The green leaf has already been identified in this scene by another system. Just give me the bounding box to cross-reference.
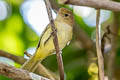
[0,75,12,80]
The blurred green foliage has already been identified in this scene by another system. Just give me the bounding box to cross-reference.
[0,0,120,80]
[0,75,12,80]
[0,0,39,79]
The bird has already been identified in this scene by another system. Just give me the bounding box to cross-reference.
[21,8,74,72]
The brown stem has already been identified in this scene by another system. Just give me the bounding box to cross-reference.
[96,10,104,80]
[58,0,120,12]
[0,50,26,64]
[44,0,64,80]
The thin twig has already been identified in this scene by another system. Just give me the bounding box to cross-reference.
[0,50,26,64]
[58,0,120,12]
[0,62,49,80]
[44,0,64,80]
[96,10,104,80]
[101,25,111,54]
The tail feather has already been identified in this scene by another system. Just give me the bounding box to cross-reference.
[21,49,49,72]
[21,55,40,72]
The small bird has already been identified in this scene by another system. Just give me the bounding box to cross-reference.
[21,8,74,72]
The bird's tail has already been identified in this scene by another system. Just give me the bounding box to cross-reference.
[21,49,47,72]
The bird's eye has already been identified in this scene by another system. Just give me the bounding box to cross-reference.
[64,13,69,17]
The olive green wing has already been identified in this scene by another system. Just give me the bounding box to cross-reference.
[36,24,52,49]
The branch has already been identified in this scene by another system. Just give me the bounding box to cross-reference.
[0,50,26,64]
[45,0,64,80]
[0,62,49,80]
[58,0,120,12]
[96,10,104,80]
[108,12,119,80]
[0,50,59,80]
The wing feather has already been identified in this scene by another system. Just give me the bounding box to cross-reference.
[36,24,52,49]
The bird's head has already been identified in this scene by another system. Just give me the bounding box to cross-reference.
[56,8,74,26]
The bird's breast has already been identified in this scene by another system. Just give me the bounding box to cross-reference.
[55,21,73,49]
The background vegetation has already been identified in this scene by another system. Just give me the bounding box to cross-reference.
[0,0,120,80]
